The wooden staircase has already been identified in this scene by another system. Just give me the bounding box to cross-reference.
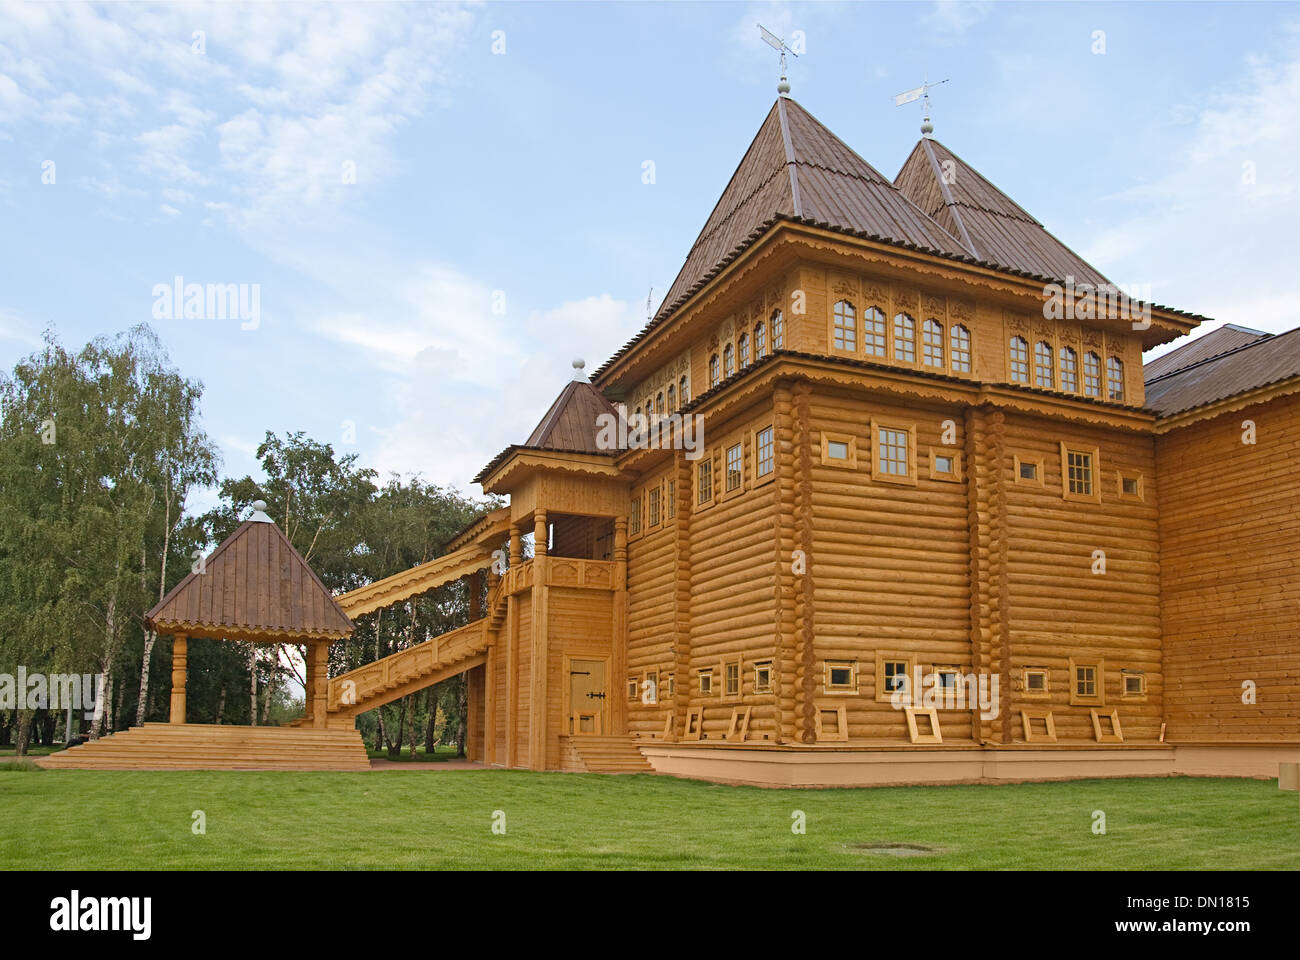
[560,735,655,774]
[38,723,371,771]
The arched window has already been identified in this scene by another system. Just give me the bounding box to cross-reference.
[1059,347,1078,393]
[1083,352,1101,397]
[833,300,856,351]
[754,321,766,360]
[1009,337,1030,383]
[667,384,676,413]
[922,319,945,367]
[723,343,735,378]
[771,309,784,349]
[656,391,665,416]
[893,312,916,362]
[1106,357,1125,401]
[1034,342,1054,388]
[679,374,689,404]
[738,332,750,369]
[950,324,971,372]
[709,354,720,388]
[863,306,887,357]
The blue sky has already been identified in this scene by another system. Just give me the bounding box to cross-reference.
[2,1,1299,514]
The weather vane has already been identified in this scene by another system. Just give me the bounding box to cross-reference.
[758,24,798,96]
[894,77,949,137]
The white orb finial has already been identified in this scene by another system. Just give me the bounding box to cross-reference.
[252,499,267,512]
[572,358,585,371]
[778,76,790,95]
[921,117,934,136]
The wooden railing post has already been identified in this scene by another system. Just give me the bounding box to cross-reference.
[529,510,550,770]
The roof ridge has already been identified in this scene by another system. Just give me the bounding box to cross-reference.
[1145,324,1299,386]
[919,139,977,257]
[776,96,802,217]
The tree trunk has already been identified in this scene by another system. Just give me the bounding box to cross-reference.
[408,694,417,759]
[136,629,157,726]
[14,710,33,756]
[215,682,226,725]
[260,644,279,724]
[138,478,174,727]
[456,675,467,758]
[424,686,437,754]
[92,591,118,738]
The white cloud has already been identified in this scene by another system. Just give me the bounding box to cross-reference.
[1089,28,1300,337]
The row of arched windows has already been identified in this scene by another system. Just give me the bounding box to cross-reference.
[633,373,692,422]
[831,300,972,374]
[709,309,785,389]
[1008,336,1124,401]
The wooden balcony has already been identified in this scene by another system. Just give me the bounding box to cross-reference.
[497,557,615,598]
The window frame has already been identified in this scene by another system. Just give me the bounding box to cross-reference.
[697,668,714,697]
[823,659,858,695]
[1021,667,1050,701]
[893,311,917,363]
[708,353,720,388]
[922,318,945,368]
[820,432,858,469]
[752,424,776,485]
[814,703,848,742]
[1116,471,1144,502]
[642,669,660,705]
[722,440,744,498]
[950,323,972,373]
[753,660,773,695]
[1059,346,1079,393]
[1060,442,1102,504]
[1082,351,1102,397]
[738,331,750,369]
[1106,356,1125,401]
[875,652,916,704]
[695,455,715,510]
[1009,336,1030,383]
[1068,656,1105,706]
[831,299,857,353]
[721,657,742,701]
[863,305,888,358]
[1014,454,1043,486]
[1034,341,1055,389]
[753,320,767,360]
[870,419,917,486]
[929,448,962,483]
[1121,670,1147,702]
[771,308,784,349]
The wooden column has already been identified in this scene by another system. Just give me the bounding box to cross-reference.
[468,569,484,621]
[311,639,329,729]
[792,381,817,743]
[528,510,549,770]
[169,633,188,724]
[671,452,693,742]
[304,641,317,726]
[485,562,500,765]
[774,382,796,744]
[505,523,521,768]
[611,516,629,736]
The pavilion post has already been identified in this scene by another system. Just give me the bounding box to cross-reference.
[311,639,329,729]
[303,641,317,726]
[169,633,188,724]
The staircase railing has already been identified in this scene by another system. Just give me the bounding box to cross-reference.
[327,618,488,712]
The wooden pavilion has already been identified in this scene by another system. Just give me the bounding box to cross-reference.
[43,502,370,770]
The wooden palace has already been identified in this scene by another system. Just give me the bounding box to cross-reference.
[49,95,1300,784]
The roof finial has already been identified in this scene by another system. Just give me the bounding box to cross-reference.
[249,500,273,523]
[571,358,586,381]
[758,24,798,97]
[894,76,949,138]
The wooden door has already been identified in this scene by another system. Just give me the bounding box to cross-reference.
[568,659,607,735]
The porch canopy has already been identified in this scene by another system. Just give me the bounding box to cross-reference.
[145,501,353,727]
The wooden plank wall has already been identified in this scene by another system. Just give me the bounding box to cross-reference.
[1158,393,1300,741]
[547,587,614,766]
[626,470,677,738]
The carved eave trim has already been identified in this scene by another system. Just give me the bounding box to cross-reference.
[444,505,512,553]
[1152,374,1300,434]
[481,449,624,494]
[148,621,351,643]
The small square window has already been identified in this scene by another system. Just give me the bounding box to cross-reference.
[875,653,916,703]
[754,661,773,694]
[1022,668,1049,700]
[1118,473,1144,501]
[1015,457,1042,484]
[825,660,856,692]
[627,678,639,702]
[698,669,714,696]
[643,670,659,705]
[821,433,857,469]
[930,449,961,482]
[1122,672,1146,700]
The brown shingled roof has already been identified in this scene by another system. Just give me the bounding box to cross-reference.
[655,97,968,335]
[146,516,353,641]
[472,380,619,484]
[1143,324,1272,381]
[895,138,1111,286]
[1145,325,1300,418]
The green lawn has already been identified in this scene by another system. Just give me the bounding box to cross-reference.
[1,769,1295,870]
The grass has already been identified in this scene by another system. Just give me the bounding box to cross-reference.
[1,772,1296,870]
[365,744,462,762]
